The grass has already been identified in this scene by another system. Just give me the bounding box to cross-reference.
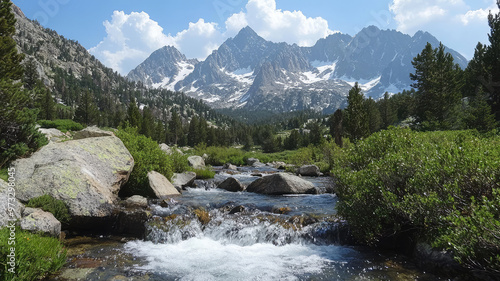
[0,228,67,281]
[26,195,71,225]
[37,119,85,133]
[0,167,8,182]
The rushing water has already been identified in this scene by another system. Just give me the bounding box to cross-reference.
[54,167,440,280]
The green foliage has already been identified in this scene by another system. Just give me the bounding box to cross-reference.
[38,119,85,133]
[411,43,464,130]
[435,189,500,273]
[0,167,7,182]
[332,128,500,272]
[26,195,71,225]
[345,83,369,142]
[0,227,67,281]
[191,167,216,179]
[0,0,25,81]
[170,149,190,173]
[74,91,99,126]
[116,127,173,197]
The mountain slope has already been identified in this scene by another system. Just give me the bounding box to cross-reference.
[11,4,233,126]
[129,26,468,114]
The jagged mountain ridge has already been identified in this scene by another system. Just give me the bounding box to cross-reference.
[128,26,468,114]
[11,4,234,126]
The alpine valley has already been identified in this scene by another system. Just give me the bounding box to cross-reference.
[128,26,468,114]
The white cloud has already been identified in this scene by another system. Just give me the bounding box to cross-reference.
[225,0,334,46]
[90,0,335,75]
[89,11,175,75]
[389,0,499,59]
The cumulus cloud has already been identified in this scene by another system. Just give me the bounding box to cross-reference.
[389,0,499,58]
[89,11,175,75]
[90,0,335,75]
[225,0,334,46]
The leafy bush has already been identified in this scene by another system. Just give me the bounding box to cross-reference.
[191,167,216,179]
[116,127,173,197]
[332,128,500,273]
[26,195,71,225]
[38,119,85,132]
[0,228,67,280]
[170,150,190,173]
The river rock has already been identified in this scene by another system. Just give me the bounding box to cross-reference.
[188,156,205,169]
[246,173,318,195]
[0,179,24,228]
[20,207,61,237]
[223,163,238,170]
[172,172,196,188]
[297,165,321,177]
[217,177,245,192]
[73,126,114,140]
[38,128,67,143]
[113,208,152,238]
[123,195,148,208]
[147,171,181,198]
[12,136,134,229]
[246,158,260,166]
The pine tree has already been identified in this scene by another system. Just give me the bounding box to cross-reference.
[411,43,463,130]
[365,97,381,134]
[74,91,99,126]
[345,83,369,141]
[484,3,500,121]
[37,88,55,120]
[169,109,182,145]
[0,0,45,167]
[140,107,154,138]
[126,97,142,130]
[379,92,397,129]
[0,0,24,81]
[187,115,199,147]
[329,109,343,147]
[23,57,39,90]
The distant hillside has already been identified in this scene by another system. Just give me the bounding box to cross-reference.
[11,4,234,127]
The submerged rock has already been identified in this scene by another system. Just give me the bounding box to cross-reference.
[123,195,148,208]
[20,207,61,237]
[13,136,134,230]
[223,163,238,170]
[147,171,181,198]
[246,173,318,195]
[217,177,245,192]
[188,156,205,170]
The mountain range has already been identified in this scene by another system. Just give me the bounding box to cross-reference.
[128,26,468,114]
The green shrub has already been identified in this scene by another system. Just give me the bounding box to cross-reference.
[332,128,500,273]
[38,119,85,133]
[0,167,7,182]
[0,228,67,280]
[116,127,173,197]
[191,167,216,179]
[170,150,190,173]
[26,195,71,225]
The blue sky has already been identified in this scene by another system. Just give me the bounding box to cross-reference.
[12,0,499,75]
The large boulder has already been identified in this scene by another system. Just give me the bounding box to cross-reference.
[188,156,205,170]
[38,128,68,143]
[217,177,245,192]
[147,171,181,198]
[172,172,196,188]
[246,173,317,195]
[73,126,115,140]
[0,179,24,228]
[297,165,321,177]
[20,207,61,238]
[12,136,134,229]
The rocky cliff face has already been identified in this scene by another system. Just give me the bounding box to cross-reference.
[129,26,468,114]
